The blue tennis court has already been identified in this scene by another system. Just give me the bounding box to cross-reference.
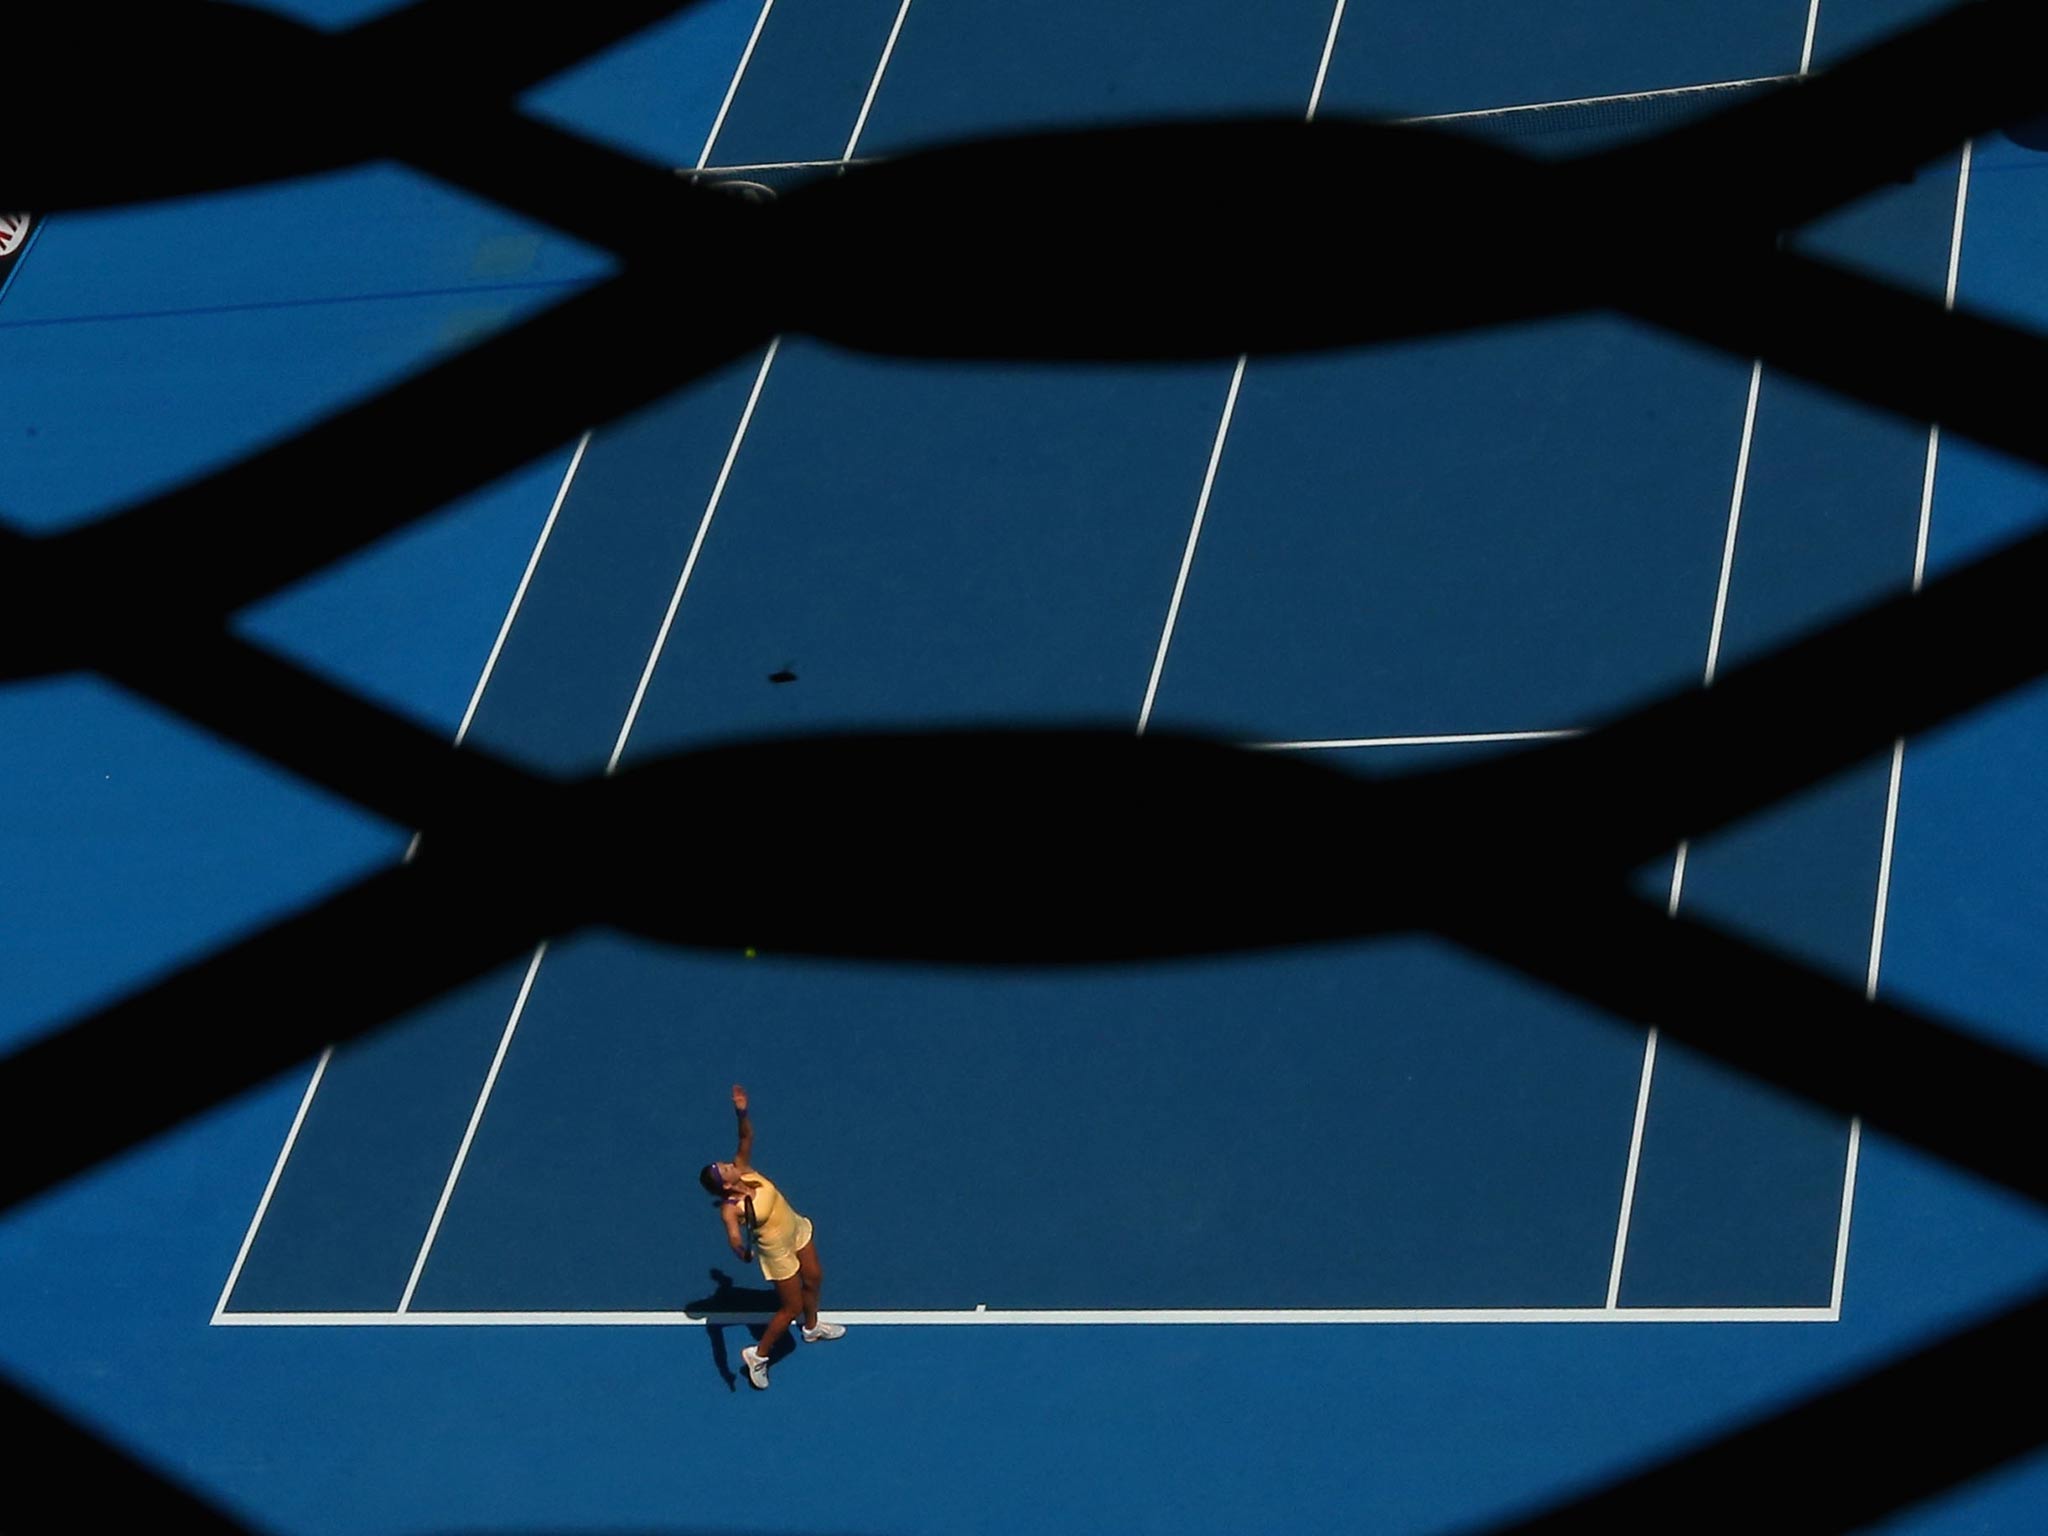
[4,2,2048,1531]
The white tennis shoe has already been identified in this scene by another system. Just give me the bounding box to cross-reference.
[740,1345,770,1389]
[802,1321,846,1343]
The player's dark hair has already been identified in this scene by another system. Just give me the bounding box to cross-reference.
[699,1163,725,1201]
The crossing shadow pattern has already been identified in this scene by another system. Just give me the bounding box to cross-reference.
[5,1,2048,1528]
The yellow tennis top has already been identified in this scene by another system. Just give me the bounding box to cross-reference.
[735,1169,810,1280]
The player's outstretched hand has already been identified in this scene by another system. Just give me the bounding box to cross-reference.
[732,1084,749,1114]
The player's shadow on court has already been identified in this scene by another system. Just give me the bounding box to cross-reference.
[684,1269,785,1392]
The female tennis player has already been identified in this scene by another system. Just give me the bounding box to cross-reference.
[701,1083,842,1389]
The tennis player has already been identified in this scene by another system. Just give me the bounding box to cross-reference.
[701,1083,843,1390]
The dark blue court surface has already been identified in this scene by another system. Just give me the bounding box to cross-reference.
[5,2,2048,1532]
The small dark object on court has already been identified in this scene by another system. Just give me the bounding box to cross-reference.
[768,666,798,684]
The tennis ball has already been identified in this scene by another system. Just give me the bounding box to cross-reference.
[744,947,757,959]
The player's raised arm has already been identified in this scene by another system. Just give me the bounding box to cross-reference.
[732,1083,753,1171]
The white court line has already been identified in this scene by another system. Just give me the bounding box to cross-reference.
[608,337,781,774]
[610,9,913,773]
[692,72,1801,173]
[1943,141,1974,314]
[1703,361,1764,690]
[1249,729,1580,751]
[1610,822,1691,1303]
[396,944,549,1313]
[843,0,914,162]
[1137,356,1245,736]
[1830,1122,1862,1314]
[1605,1030,1659,1309]
[1415,73,1795,127]
[213,1048,332,1320]
[684,159,859,175]
[1864,137,1974,1041]
[1137,0,1347,735]
[1660,359,1765,913]
[1800,2,1822,77]
[1868,130,1970,980]
[1607,162,1783,1304]
[403,435,592,866]
[1914,426,1944,592]
[1868,736,1910,1004]
[1839,140,1976,1311]
[696,0,777,171]
[455,433,591,746]
[214,1303,1835,1328]
[1305,0,1349,123]
[1658,358,1764,914]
